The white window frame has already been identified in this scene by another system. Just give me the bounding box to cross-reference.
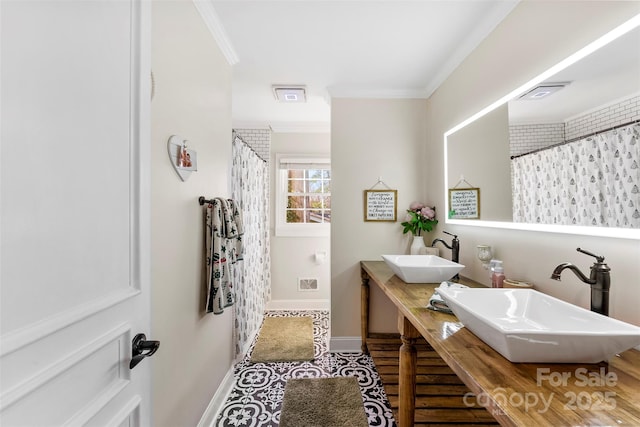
[275,154,331,237]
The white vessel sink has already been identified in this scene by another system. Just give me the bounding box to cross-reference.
[436,288,640,363]
[381,255,464,283]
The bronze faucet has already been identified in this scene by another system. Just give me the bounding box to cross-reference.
[432,230,460,281]
[551,248,611,316]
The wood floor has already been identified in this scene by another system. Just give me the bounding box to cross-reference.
[368,334,500,426]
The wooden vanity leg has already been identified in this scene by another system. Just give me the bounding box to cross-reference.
[360,267,370,353]
[398,313,420,427]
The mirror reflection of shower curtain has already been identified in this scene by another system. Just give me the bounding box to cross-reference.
[231,134,271,359]
[512,123,639,228]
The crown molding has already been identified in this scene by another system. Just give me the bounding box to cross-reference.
[192,0,239,66]
[269,121,331,134]
[233,121,330,133]
[424,0,519,97]
[232,121,272,131]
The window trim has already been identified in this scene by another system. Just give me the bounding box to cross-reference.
[275,154,331,237]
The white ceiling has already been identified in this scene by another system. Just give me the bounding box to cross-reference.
[208,0,519,132]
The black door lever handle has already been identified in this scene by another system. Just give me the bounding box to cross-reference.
[130,333,160,369]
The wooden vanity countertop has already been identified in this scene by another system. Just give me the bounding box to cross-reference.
[361,260,640,427]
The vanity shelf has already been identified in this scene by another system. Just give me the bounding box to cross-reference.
[360,260,640,427]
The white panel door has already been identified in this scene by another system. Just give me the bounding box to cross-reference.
[1,1,152,425]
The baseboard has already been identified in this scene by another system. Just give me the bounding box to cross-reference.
[196,365,235,427]
[266,299,331,311]
[330,336,362,353]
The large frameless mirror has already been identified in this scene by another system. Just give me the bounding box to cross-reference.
[444,15,640,239]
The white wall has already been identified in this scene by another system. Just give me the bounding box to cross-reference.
[270,132,331,308]
[331,99,429,341]
[151,2,233,426]
[426,1,640,324]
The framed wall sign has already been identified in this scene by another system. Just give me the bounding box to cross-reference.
[449,188,480,219]
[364,189,397,222]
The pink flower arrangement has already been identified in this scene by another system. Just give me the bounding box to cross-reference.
[401,202,438,236]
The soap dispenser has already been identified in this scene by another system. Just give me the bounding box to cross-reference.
[490,260,505,288]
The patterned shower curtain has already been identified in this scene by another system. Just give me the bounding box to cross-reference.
[231,134,271,358]
[512,122,639,228]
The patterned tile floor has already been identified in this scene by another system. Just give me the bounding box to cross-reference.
[216,310,397,426]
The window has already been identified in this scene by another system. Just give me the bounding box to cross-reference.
[285,168,331,224]
[276,155,331,237]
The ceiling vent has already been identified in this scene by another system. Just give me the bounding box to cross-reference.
[518,82,570,100]
[272,85,307,103]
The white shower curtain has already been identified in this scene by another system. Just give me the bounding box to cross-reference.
[231,134,271,358]
[512,122,639,228]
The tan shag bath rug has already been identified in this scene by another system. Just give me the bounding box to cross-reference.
[279,377,369,427]
[250,316,314,363]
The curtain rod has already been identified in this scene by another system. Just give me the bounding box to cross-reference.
[198,196,215,206]
[232,131,267,163]
[510,119,640,160]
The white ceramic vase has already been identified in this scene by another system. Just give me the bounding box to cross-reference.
[410,235,426,255]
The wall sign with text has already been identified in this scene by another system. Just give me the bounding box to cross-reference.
[449,188,480,219]
[364,190,397,222]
